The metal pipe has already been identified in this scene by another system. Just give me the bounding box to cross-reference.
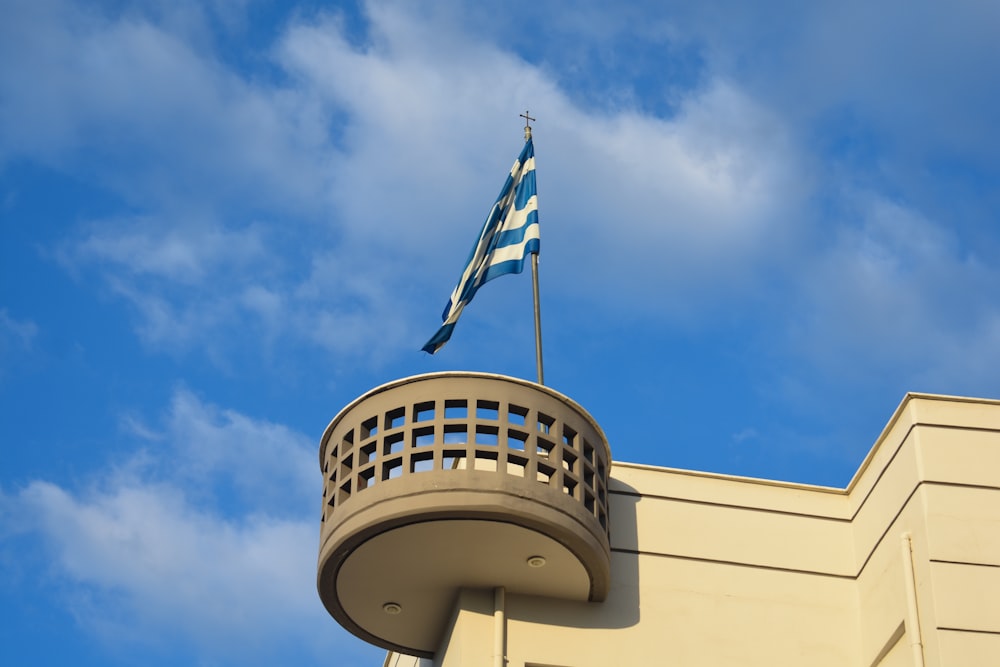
[900,533,925,667]
[494,586,506,667]
[531,253,544,385]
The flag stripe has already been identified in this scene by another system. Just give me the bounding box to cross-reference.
[494,200,538,246]
[422,139,538,354]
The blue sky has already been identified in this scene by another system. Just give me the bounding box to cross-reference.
[2,1,1000,665]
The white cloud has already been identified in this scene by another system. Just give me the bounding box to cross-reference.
[0,309,38,350]
[0,310,39,380]
[8,0,1000,395]
[278,5,806,312]
[781,195,1000,392]
[103,277,231,349]
[3,390,379,665]
[668,0,1000,170]
[162,389,316,513]
[10,0,808,362]
[57,217,281,351]
[0,0,333,212]
[539,79,801,297]
[16,480,370,664]
[69,217,270,285]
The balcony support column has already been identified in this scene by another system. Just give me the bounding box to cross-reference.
[493,586,506,667]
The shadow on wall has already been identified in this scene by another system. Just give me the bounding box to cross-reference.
[506,480,641,630]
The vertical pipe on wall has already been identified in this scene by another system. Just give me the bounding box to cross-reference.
[494,586,506,667]
[900,533,926,667]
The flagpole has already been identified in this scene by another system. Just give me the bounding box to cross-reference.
[520,111,544,385]
[531,251,544,385]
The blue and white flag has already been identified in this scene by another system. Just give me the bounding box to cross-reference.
[422,138,539,354]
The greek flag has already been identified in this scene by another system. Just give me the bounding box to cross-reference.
[422,138,539,354]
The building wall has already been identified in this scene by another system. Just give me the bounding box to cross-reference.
[490,468,860,667]
[384,394,1000,666]
[914,416,1000,664]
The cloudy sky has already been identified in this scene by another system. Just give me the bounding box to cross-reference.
[2,0,1000,665]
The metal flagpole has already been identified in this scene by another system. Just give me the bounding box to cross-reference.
[531,252,544,385]
[520,110,544,385]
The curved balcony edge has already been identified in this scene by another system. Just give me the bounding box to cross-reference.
[316,372,613,655]
[317,475,611,655]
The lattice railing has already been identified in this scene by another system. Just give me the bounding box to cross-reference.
[319,373,610,536]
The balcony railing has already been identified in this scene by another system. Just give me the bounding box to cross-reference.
[316,372,612,656]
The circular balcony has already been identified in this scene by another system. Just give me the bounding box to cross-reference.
[316,372,611,657]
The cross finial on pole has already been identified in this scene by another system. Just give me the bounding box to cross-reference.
[520,110,536,141]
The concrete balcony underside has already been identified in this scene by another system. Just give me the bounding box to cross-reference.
[316,372,612,656]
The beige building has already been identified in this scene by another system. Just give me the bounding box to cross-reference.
[317,372,1000,666]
